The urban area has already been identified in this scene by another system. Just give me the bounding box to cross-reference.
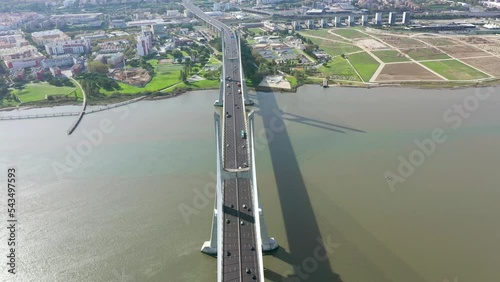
[1,0,500,107]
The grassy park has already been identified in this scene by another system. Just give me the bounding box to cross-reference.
[319,56,360,80]
[15,83,82,103]
[348,52,380,81]
[331,29,370,39]
[371,50,410,63]
[102,58,220,95]
[422,60,490,80]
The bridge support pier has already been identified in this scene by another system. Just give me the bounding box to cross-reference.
[201,111,279,256]
[214,80,224,107]
[201,208,218,255]
[201,112,223,255]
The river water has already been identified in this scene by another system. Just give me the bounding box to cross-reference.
[0,85,499,282]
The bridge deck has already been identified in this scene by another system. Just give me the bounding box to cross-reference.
[182,1,262,281]
[222,179,258,281]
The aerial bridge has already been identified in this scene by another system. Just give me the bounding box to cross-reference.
[182,1,279,281]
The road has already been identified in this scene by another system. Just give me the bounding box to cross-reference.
[182,1,261,281]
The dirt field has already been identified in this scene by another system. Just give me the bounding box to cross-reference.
[110,68,151,86]
[418,37,458,46]
[376,36,426,48]
[458,36,494,44]
[375,62,443,81]
[438,45,490,58]
[475,44,500,56]
[460,56,500,77]
[400,47,450,61]
[356,38,387,50]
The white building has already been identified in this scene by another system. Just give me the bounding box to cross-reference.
[334,16,341,27]
[348,15,355,26]
[374,13,382,25]
[45,39,90,56]
[402,12,410,24]
[41,55,75,68]
[31,29,70,46]
[361,15,368,26]
[137,34,152,56]
[388,12,396,25]
[213,2,221,11]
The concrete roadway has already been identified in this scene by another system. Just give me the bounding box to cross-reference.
[182,1,261,281]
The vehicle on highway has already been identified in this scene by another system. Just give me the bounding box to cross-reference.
[241,130,246,139]
[238,89,241,94]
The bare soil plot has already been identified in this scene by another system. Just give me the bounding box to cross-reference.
[438,45,490,58]
[460,56,500,77]
[110,68,151,86]
[356,38,387,50]
[418,37,458,46]
[458,36,494,44]
[375,62,442,81]
[475,44,500,56]
[400,47,450,61]
[376,36,426,48]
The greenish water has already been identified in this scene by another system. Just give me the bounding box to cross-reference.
[0,85,499,282]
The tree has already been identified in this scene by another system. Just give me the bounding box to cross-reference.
[88,61,109,74]
[172,49,183,60]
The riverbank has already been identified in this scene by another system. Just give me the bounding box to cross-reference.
[2,78,500,111]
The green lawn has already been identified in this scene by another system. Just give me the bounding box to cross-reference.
[285,76,298,88]
[16,83,80,103]
[318,56,360,81]
[308,37,362,56]
[332,29,370,39]
[299,29,351,42]
[403,48,450,61]
[372,50,410,63]
[372,50,409,63]
[188,79,220,89]
[422,60,490,80]
[248,28,265,35]
[102,59,184,94]
[0,99,19,107]
[299,29,332,38]
[347,52,380,82]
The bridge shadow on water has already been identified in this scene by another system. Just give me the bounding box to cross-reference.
[252,92,345,282]
[250,91,428,282]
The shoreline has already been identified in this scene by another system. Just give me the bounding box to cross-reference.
[1,79,499,113]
